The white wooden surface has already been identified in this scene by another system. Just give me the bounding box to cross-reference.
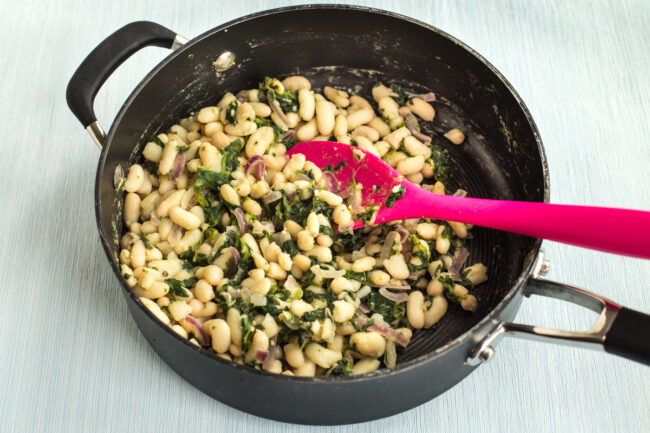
[0,0,648,432]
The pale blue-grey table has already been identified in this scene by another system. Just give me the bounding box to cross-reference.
[1,0,648,432]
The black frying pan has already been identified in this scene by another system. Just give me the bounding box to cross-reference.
[66,5,650,425]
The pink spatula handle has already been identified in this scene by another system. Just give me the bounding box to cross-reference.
[379,183,650,259]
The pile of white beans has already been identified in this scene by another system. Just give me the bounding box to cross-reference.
[118,75,488,377]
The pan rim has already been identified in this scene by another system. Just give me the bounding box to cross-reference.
[94,3,550,384]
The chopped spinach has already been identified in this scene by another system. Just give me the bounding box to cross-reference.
[345,270,367,283]
[386,185,406,208]
[366,291,406,324]
[225,99,239,125]
[152,136,165,148]
[241,314,254,352]
[140,234,153,250]
[221,139,243,174]
[430,145,449,183]
[165,278,189,298]
[301,308,328,322]
[407,234,430,272]
[281,240,300,257]
[389,83,410,106]
[327,358,353,376]
[262,77,299,113]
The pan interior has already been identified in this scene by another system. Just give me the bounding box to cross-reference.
[101,7,546,366]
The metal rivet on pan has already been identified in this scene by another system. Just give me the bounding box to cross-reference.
[478,346,495,362]
[213,51,236,72]
[539,260,550,275]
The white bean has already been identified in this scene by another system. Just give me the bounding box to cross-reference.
[205,319,231,353]
[159,140,179,175]
[396,155,425,176]
[423,295,448,328]
[284,342,305,368]
[315,190,343,206]
[281,75,311,91]
[323,86,350,108]
[316,98,335,135]
[464,263,488,285]
[406,291,425,329]
[298,89,315,121]
[124,164,145,193]
[407,97,435,121]
[220,184,240,206]
[169,206,201,230]
[352,256,376,273]
[155,189,184,218]
[124,192,141,226]
[352,358,381,375]
[245,126,274,157]
[197,106,220,123]
[332,300,355,322]
[383,254,410,279]
[304,342,342,368]
[346,108,374,131]
[143,141,163,162]
[350,332,386,357]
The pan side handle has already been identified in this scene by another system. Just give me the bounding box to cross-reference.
[66,21,187,148]
[467,251,650,366]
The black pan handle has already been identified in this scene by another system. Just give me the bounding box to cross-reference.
[66,21,184,147]
[467,251,650,366]
[604,307,650,364]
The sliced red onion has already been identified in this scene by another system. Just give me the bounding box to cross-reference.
[413,131,432,143]
[405,113,420,134]
[368,323,410,347]
[267,94,289,127]
[229,289,241,299]
[368,283,412,291]
[236,90,248,102]
[285,189,296,201]
[323,171,339,193]
[378,287,409,303]
[282,130,296,141]
[186,195,198,209]
[405,113,432,143]
[222,246,241,276]
[171,152,185,181]
[408,91,436,102]
[395,225,409,251]
[262,190,282,204]
[452,189,468,197]
[404,219,419,230]
[465,232,474,240]
[349,187,363,213]
[168,224,183,244]
[355,315,369,328]
[449,247,470,281]
[357,304,370,314]
[183,316,210,346]
[233,207,249,234]
[244,155,266,181]
[255,350,269,362]
[379,231,399,261]
[262,336,279,370]
[337,220,354,233]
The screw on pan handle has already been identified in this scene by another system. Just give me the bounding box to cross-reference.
[66,21,187,148]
